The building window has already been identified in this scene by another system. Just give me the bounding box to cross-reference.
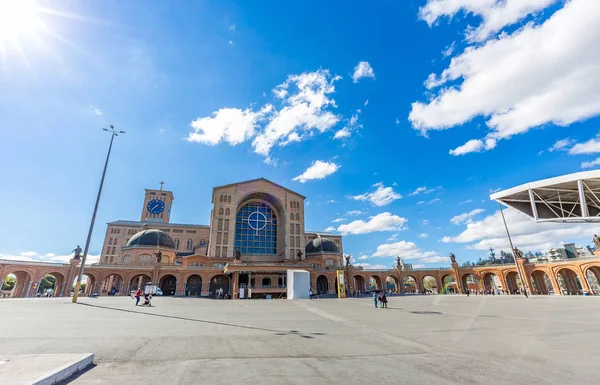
[220,195,223,202]
[296,224,300,234]
[262,277,271,287]
[186,230,197,234]
[200,239,206,246]
[290,213,294,221]
[225,208,230,216]
[234,202,278,255]
[290,223,294,235]
[103,256,109,263]
[106,246,111,254]
[227,196,231,203]
[111,246,116,254]
[290,236,295,247]
[296,236,300,248]
[109,256,114,263]
[223,232,229,244]
[217,218,223,231]
[187,239,193,250]
[215,246,221,257]
[123,255,131,264]
[222,246,228,257]
[175,238,180,250]
[219,207,224,215]
[326,258,334,266]
[295,213,299,221]
[108,238,112,245]
[173,229,183,234]
[217,232,222,244]
[224,219,230,231]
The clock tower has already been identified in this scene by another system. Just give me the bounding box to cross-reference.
[141,182,174,223]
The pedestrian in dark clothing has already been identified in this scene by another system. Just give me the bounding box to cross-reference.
[381,293,388,308]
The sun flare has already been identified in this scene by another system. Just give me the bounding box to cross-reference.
[0,0,44,38]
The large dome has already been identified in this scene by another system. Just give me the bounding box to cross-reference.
[305,237,339,255]
[125,229,175,249]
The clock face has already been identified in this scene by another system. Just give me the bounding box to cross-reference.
[147,199,165,214]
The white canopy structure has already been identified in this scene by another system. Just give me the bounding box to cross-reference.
[490,170,600,223]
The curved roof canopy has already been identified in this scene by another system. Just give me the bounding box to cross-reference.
[490,170,600,223]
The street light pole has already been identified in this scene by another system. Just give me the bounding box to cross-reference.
[72,126,125,303]
[498,202,528,298]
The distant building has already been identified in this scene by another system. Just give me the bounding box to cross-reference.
[546,248,567,261]
[576,246,595,259]
[564,243,577,259]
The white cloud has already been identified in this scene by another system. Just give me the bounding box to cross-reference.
[352,61,375,83]
[422,219,430,225]
[355,263,388,270]
[428,198,440,204]
[0,251,100,265]
[442,207,600,252]
[327,199,338,203]
[93,108,103,116]
[188,105,271,146]
[324,226,336,232]
[569,135,600,155]
[387,233,399,241]
[548,137,575,152]
[412,0,600,155]
[395,118,400,125]
[253,70,342,156]
[460,199,473,205]
[358,255,369,261]
[449,139,497,156]
[332,217,346,223]
[293,160,340,183]
[450,208,485,225]
[417,201,425,205]
[229,24,236,31]
[347,210,363,216]
[334,110,362,140]
[420,0,559,42]
[442,41,455,58]
[364,99,369,106]
[372,240,445,265]
[419,233,429,238]
[188,69,343,158]
[352,182,402,207]
[581,157,600,169]
[409,186,438,196]
[228,40,234,45]
[337,212,407,235]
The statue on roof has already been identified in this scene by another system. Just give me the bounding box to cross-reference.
[345,254,351,267]
[449,253,456,264]
[235,248,241,260]
[513,247,523,260]
[155,250,162,263]
[593,234,600,250]
[296,249,303,261]
[72,245,82,260]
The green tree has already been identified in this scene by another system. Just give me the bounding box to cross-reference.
[1,276,16,290]
[38,275,56,293]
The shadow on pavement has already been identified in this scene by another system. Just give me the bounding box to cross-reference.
[77,302,323,338]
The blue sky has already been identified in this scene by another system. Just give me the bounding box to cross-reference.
[2,0,600,268]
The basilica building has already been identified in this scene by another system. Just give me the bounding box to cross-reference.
[96,178,345,298]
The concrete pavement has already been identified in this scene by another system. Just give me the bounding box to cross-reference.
[0,295,598,384]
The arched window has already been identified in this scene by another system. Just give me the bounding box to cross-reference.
[175,238,180,250]
[262,277,271,287]
[227,196,231,203]
[290,213,294,221]
[187,239,193,250]
[235,202,277,255]
[225,208,230,216]
[139,254,152,265]
[295,213,299,221]
[123,255,131,264]
[219,208,224,215]
[219,195,223,202]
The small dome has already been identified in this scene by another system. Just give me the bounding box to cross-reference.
[305,237,339,255]
[126,229,175,249]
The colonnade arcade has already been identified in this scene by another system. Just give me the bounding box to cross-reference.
[3,256,600,298]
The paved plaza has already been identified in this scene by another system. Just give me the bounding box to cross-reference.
[1,295,598,384]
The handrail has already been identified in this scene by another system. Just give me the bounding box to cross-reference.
[0,259,67,267]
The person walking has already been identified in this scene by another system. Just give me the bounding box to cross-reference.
[134,288,143,306]
[381,292,388,308]
[308,287,313,300]
[372,291,378,308]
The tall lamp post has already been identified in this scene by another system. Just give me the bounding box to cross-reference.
[72,126,125,303]
[498,202,528,298]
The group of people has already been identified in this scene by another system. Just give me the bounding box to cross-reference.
[132,288,153,307]
[465,288,528,297]
[373,291,388,308]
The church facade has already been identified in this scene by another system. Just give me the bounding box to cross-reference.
[94,178,345,298]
